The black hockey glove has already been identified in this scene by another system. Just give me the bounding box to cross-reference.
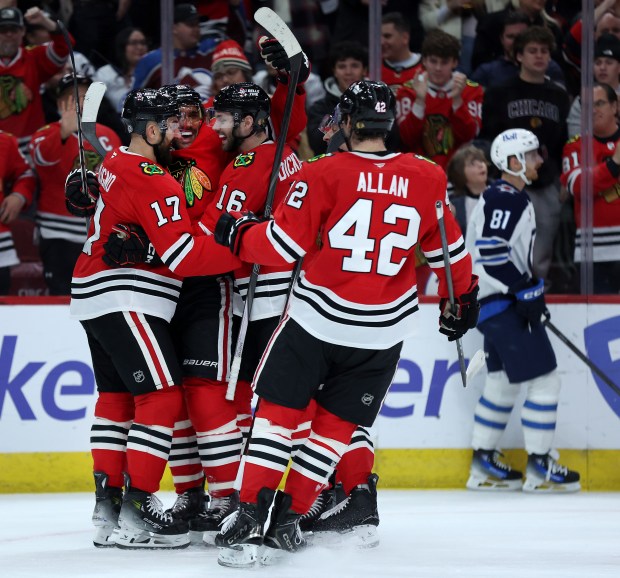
[510,275,546,325]
[214,211,262,255]
[259,35,311,85]
[65,168,99,217]
[102,223,161,268]
[439,275,480,341]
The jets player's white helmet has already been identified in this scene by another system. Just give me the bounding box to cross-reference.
[491,129,540,185]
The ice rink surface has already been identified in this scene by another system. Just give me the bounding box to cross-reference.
[1,490,618,578]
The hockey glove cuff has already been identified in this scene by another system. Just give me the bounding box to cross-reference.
[510,276,546,325]
[65,168,99,217]
[258,36,311,85]
[215,211,262,255]
[439,275,480,341]
[102,223,161,268]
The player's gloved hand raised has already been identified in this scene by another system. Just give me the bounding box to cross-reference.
[258,35,310,85]
[510,275,545,325]
[65,168,99,217]
[102,223,161,268]
[214,211,262,255]
[439,275,480,341]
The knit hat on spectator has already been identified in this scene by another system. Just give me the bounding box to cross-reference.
[174,3,200,25]
[0,7,24,28]
[211,40,252,74]
[595,34,620,62]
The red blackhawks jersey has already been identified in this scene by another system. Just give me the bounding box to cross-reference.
[200,140,303,319]
[561,132,620,262]
[0,33,70,149]
[0,131,36,267]
[398,78,483,169]
[238,151,473,349]
[29,122,122,243]
[381,58,423,124]
[70,147,241,322]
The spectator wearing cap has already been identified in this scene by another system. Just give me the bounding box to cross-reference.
[567,34,620,138]
[28,73,121,295]
[0,129,36,294]
[0,6,73,154]
[132,3,221,100]
[561,82,620,293]
[209,39,253,99]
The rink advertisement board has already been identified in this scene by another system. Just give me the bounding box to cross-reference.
[1,301,619,490]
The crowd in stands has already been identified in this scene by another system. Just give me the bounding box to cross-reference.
[0,0,616,297]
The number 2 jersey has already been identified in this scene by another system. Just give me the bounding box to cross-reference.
[70,147,240,322]
[235,151,473,349]
[465,179,536,323]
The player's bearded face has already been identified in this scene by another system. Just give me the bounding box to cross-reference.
[155,118,180,165]
[213,112,242,152]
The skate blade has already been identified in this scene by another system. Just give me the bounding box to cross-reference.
[466,475,523,491]
[114,529,190,549]
[93,526,118,547]
[217,544,260,568]
[308,525,379,549]
[522,478,581,493]
[201,530,218,547]
[260,545,285,566]
[188,530,206,546]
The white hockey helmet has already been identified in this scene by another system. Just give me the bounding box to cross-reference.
[491,129,540,185]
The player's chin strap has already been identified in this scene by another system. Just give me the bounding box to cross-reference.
[505,153,532,185]
[339,120,353,152]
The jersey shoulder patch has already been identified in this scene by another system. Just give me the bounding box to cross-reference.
[139,162,165,176]
[306,153,333,163]
[465,79,480,88]
[233,151,256,168]
[412,153,436,165]
[566,134,581,145]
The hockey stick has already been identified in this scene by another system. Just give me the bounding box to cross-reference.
[225,8,304,401]
[543,314,620,396]
[57,20,88,194]
[82,82,108,158]
[435,201,468,387]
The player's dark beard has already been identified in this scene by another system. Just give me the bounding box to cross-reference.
[154,141,174,166]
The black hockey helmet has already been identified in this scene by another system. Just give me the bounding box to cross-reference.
[159,84,202,109]
[121,88,180,136]
[339,80,395,133]
[212,82,270,129]
[56,73,91,98]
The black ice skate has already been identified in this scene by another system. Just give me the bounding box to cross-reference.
[523,451,581,493]
[311,473,380,548]
[189,490,239,545]
[115,488,190,549]
[91,471,123,548]
[215,487,274,568]
[260,491,306,565]
[466,449,523,491]
[299,486,337,532]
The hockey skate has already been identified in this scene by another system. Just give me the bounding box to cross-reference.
[167,484,208,525]
[260,491,306,566]
[91,471,123,548]
[114,489,190,549]
[466,449,523,491]
[522,452,581,493]
[310,473,380,549]
[189,490,239,545]
[299,486,337,532]
[216,487,274,568]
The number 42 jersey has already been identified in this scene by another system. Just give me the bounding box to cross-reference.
[238,151,473,349]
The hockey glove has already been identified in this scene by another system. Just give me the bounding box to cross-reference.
[510,275,546,325]
[214,211,262,255]
[258,36,311,85]
[439,275,480,341]
[102,223,161,268]
[65,168,100,217]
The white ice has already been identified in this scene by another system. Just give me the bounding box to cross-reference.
[1,490,618,578]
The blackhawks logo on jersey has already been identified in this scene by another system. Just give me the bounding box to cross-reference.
[0,75,32,119]
[168,158,213,207]
[140,162,165,175]
[233,151,255,168]
[72,150,102,172]
[422,114,454,157]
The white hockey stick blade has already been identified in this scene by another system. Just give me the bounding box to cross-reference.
[83,82,106,124]
[466,349,486,382]
[254,7,303,59]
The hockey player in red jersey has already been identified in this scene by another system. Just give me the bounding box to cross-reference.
[397,29,483,169]
[561,82,620,294]
[71,88,242,549]
[212,80,479,567]
[0,130,36,293]
[29,73,121,295]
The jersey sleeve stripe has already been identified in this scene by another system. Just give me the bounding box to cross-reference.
[566,168,581,195]
[162,233,194,272]
[424,238,467,269]
[266,221,305,263]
